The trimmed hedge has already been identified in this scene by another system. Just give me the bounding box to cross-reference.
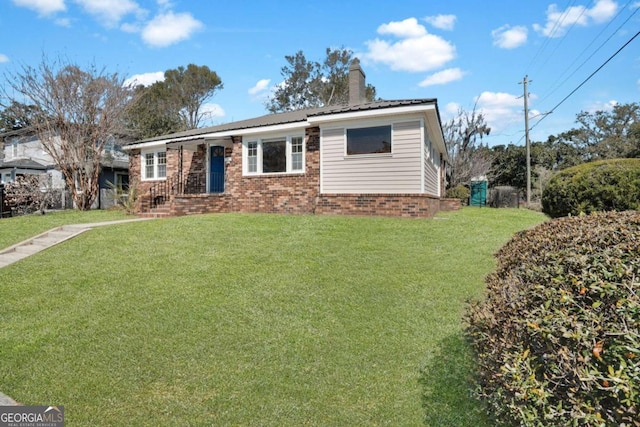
[466,211,640,426]
[542,158,640,218]
[446,184,470,205]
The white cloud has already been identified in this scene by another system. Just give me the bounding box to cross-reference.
[585,99,618,112]
[377,17,426,38]
[55,17,71,27]
[492,25,528,49]
[0,54,9,63]
[587,0,618,23]
[12,0,65,15]
[124,71,164,87]
[248,79,270,95]
[419,68,465,87]
[475,91,524,132]
[73,0,143,27]
[199,103,225,126]
[141,11,203,47]
[444,102,461,118]
[120,22,139,33]
[534,0,618,37]
[364,18,455,72]
[423,14,456,31]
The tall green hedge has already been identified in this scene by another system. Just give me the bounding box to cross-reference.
[466,212,640,426]
[542,158,640,218]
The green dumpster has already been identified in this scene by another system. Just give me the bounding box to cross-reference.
[470,180,487,206]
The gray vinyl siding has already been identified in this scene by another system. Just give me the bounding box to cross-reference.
[321,120,423,194]
[424,129,439,196]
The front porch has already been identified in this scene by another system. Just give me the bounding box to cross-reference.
[139,138,233,216]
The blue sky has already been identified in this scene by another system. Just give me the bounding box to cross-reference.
[0,0,639,146]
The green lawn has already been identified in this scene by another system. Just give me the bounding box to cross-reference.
[0,208,546,426]
[0,210,130,249]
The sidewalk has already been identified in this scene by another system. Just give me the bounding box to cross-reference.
[0,217,154,269]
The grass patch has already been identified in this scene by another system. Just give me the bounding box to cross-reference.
[0,210,130,249]
[0,208,546,426]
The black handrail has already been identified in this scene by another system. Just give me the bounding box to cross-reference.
[148,174,208,210]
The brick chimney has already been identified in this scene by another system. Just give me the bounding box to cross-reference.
[349,58,366,105]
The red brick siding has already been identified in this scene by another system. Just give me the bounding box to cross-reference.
[225,128,320,214]
[316,194,448,218]
[131,126,458,218]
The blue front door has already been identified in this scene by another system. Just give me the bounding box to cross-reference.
[209,146,225,193]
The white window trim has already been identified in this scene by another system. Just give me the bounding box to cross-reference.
[141,148,167,181]
[242,133,305,176]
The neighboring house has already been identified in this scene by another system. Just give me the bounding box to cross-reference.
[0,127,129,209]
[124,60,458,218]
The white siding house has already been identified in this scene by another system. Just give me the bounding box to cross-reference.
[309,104,445,197]
[320,119,425,194]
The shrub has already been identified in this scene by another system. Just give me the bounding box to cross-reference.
[466,211,640,426]
[542,158,640,218]
[4,174,57,215]
[106,178,138,215]
[447,184,470,205]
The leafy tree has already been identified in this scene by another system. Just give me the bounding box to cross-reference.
[489,144,526,190]
[266,48,377,113]
[126,83,183,139]
[443,106,492,188]
[551,103,640,160]
[0,100,38,132]
[164,64,222,130]
[2,56,134,210]
[126,64,223,138]
[489,138,582,191]
[534,135,583,171]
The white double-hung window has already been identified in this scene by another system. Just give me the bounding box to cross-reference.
[243,135,304,175]
[141,149,167,180]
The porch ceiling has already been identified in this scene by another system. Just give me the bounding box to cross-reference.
[167,138,203,152]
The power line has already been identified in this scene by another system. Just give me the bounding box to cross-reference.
[531,29,640,132]
[531,1,587,76]
[525,0,579,75]
[536,0,637,106]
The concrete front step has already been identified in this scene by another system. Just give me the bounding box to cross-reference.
[139,209,172,218]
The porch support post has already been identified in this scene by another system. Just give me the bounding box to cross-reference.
[179,145,183,193]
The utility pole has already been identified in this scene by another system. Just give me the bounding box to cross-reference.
[520,76,532,204]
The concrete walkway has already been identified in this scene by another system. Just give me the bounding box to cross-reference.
[0,392,18,406]
[0,217,153,269]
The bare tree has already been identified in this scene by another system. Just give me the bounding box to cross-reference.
[2,56,134,210]
[443,105,492,188]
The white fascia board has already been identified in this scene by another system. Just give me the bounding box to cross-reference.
[212,121,308,137]
[307,104,437,125]
[426,113,448,161]
[121,140,168,151]
[122,122,308,150]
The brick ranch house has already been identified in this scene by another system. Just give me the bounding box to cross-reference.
[124,60,459,218]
